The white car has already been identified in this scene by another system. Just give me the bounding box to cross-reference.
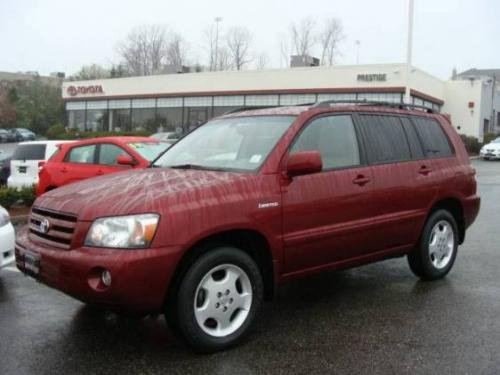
[480,137,500,160]
[7,140,73,189]
[0,205,15,269]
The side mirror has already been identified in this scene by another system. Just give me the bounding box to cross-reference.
[286,151,323,177]
[116,155,136,166]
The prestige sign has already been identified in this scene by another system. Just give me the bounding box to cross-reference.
[357,74,387,82]
[67,85,104,96]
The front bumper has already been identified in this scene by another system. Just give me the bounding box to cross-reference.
[15,228,184,313]
[0,223,15,268]
[480,150,500,159]
[7,176,38,189]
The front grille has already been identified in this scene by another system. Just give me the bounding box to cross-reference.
[28,207,77,250]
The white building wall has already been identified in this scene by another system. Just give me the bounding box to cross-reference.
[442,80,486,141]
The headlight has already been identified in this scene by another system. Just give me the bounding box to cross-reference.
[84,214,159,249]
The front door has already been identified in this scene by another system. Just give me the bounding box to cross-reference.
[281,114,374,274]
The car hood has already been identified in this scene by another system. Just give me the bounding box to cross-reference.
[483,142,500,150]
[35,168,257,221]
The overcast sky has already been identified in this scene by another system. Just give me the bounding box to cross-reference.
[0,0,498,79]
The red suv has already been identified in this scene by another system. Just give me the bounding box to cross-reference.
[36,137,171,196]
[16,103,480,352]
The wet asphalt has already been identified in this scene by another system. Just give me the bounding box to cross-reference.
[0,159,499,375]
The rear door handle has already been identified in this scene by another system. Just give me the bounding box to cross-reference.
[418,165,432,175]
[353,175,371,186]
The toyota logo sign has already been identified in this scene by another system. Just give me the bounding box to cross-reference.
[67,85,104,96]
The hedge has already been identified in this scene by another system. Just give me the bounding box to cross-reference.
[0,186,36,209]
[45,125,151,140]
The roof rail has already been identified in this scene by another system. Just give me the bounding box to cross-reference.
[222,102,317,116]
[312,99,435,113]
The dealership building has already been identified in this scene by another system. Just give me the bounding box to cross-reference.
[62,63,500,141]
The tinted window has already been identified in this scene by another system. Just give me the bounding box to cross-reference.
[99,144,128,165]
[400,117,424,159]
[12,144,46,160]
[291,115,360,170]
[357,115,411,164]
[412,117,453,158]
[67,145,96,164]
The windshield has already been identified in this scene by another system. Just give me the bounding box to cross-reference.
[154,115,296,172]
[128,141,172,161]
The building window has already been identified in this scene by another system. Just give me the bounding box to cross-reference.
[213,106,240,117]
[245,95,279,106]
[109,100,131,131]
[68,110,86,131]
[86,109,108,132]
[131,99,156,132]
[184,96,212,107]
[357,92,401,103]
[157,107,183,133]
[317,93,356,102]
[157,97,183,107]
[213,96,245,107]
[280,94,316,105]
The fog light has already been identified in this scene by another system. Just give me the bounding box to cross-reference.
[101,269,112,286]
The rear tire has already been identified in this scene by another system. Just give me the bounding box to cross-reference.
[172,247,263,353]
[408,209,459,280]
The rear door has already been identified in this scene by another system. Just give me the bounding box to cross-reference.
[355,114,428,252]
[282,114,374,274]
[9,143,46,187]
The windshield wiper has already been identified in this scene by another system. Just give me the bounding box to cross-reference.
[168,164,228,171]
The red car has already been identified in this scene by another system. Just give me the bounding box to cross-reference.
[16,103,480,352]
[36,137,170,196]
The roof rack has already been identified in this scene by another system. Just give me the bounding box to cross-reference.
[222,102,317,116]
[312,99,435,113]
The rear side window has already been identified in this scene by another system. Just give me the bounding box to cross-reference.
[357,115,411,164]
[12,144,46,160]
[400,117,424,159]
[98,144,128,165]
[67,145,96,164]
[411,117,453,158]
[291,115,360,170]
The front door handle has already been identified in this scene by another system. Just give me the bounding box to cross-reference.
[418,165,432,175]
[353,175,371,186]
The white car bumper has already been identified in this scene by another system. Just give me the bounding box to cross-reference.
[7,176,38,189]
[0,222,15,268]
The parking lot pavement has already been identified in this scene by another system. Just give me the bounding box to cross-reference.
[1,159,499,375]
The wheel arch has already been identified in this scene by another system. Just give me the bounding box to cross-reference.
[428,198,465,244]
[165,228,276,309]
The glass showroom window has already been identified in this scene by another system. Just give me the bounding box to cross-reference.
[66,102,86,131]
[157,107,183,133]
[86,101,108,131]
[67,110,86,131]
[131,99,156,132]
[109,100,131,132]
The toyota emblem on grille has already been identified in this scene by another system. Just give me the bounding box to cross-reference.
[39,218,50,234]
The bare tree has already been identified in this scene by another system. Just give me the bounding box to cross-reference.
[166,33,188,66]
[119,25,169,76]
[204,24,231,71]
[69,64,110,81]
[255,52,269,70]
[278,35,291,67]
[290,17,316,56]
[226,26,252,70]
[319,18,344,65]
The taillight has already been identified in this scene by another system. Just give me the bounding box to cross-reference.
[38,161,46,173]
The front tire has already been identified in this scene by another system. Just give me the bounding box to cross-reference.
[173,247,263,353]
[408,209,459,280]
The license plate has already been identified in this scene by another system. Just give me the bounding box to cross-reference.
[18,166,27,173]
[24,251,40,275]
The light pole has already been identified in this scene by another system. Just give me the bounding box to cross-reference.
[404,0,414,104]
[355,40,360,64]
[214,17,223,70]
